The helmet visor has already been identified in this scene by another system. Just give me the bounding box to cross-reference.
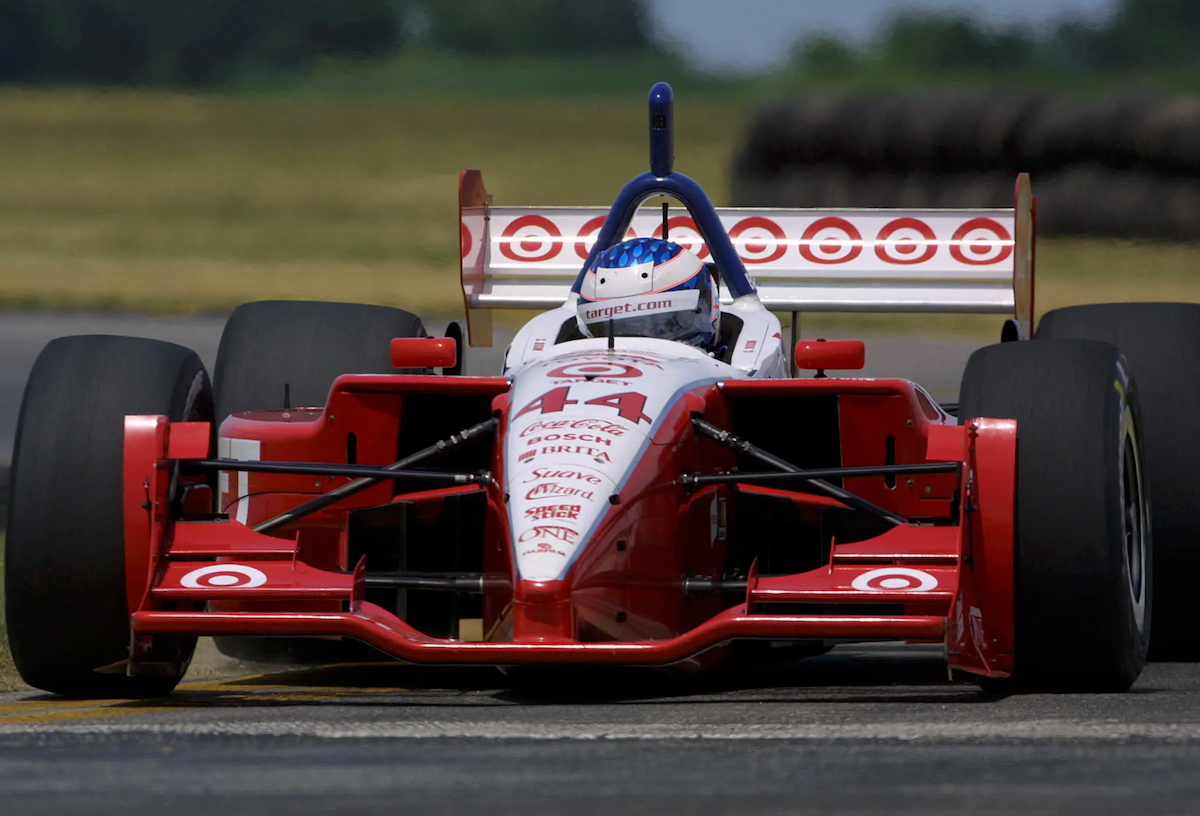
[576,288,714,347]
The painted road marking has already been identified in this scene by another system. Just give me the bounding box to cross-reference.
[0,673,415,727]
[2,720,1200,741]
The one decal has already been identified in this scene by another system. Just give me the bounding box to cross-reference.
[850,567,939,592]
[519,525,578,543]
[180,564,268,589]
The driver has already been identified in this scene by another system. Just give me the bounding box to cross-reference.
[576,237,720,351]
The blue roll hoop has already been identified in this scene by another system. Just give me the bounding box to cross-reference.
[572,83,757,300]
[648,81,674,178]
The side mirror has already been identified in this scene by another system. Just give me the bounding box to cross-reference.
[391,337,457,370]
[794,339,865,376]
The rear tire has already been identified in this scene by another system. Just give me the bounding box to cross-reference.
[1037,303,1200,659]
[5,336,211,697]
[213,300,427,419]
[959,339,1150,692]
[211,300,426,664]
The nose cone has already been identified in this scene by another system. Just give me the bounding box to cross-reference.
[504,343,729,581]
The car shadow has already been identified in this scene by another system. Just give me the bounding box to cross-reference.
[113,642,1008,709]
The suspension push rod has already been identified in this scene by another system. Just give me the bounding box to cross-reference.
[690,417,907,526]
[251,417,498,534]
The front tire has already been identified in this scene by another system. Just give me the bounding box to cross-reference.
[959,339,1150,692]
[211,300,426,664]
[5,336,212,697]
[1037,302,1200,659]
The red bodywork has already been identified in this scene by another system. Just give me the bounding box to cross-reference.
[123,372,1017,679]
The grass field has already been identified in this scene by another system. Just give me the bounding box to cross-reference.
[2,89,1200,331]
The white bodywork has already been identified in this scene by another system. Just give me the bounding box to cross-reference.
[502,293,785,581]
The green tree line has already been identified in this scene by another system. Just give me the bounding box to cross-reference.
[0,0,656,86]
[791,0,1200,90]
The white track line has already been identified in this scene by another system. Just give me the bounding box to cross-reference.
[3,720,1200,741]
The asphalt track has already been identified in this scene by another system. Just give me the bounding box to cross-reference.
[3,645,1200,815]
[5,315,1197,815]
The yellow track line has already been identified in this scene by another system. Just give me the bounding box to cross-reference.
[0,674,412,726]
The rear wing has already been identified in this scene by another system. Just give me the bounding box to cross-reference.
[460,169,1035,347]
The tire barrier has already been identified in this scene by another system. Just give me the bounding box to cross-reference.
[731,94,1200,239]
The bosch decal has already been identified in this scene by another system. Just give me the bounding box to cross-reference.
[524,434,613,447]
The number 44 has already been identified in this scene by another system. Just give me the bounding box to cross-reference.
[514,386,651,424]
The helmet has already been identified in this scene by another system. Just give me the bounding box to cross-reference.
[576,237,720,349]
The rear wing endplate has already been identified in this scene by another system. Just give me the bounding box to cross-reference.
[460,170,1035,347]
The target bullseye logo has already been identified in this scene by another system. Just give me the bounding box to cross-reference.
[548,362,643,379]
[950,218,1014,266]
[729,217,787,265]
[499,215,563,263]
[875,218,938,265]
[850,567,938,592]
[180,564,268,589]
[799,217,864,265]
[460,221,472,260]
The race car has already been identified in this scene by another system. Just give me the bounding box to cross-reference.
[12,82,1197,699]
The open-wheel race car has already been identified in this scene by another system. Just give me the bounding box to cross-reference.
[10,83,1200,699]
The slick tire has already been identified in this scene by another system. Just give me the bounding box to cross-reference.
[5,336,212,697]
[1037,302,1200,659]
[959,339,1151,692]
[211,300,426,665]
